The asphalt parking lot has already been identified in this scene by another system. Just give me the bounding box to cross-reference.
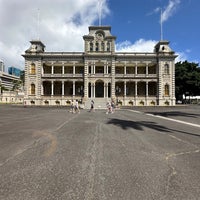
[0,104,200,200]
[125,104,200,125]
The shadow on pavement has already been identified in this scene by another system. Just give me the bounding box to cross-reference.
[107,118,200,137]
[146,111,200,119]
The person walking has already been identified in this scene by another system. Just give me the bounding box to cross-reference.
[111,99,115,113]
[75,100,80,113]
[90,100,95,112]
[106,101,112,114]
[69,100,75,113]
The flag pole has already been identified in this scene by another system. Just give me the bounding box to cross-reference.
[160,9,163,41]
[98,0,103,26]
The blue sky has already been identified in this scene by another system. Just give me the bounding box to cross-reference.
[0,0,199,70]
[103,0,199,63]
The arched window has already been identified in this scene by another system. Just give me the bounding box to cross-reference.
[107,42,110,51]
[164,84,169,96]
[101,42,104,51]
[95,42,99,51]
[30,83,35,95]
[164,63,169,74]
[30,63,36,74]
[90,42,93,51]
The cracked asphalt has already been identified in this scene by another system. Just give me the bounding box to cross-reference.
[0,105,200,200]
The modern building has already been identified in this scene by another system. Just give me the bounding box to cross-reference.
[22,26,177,107]
[0,60,24,103]
[0,59,5,72]
[0,71,20,91]
[8,66,21,77]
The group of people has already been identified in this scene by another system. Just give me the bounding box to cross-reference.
[106,100,115,114]
[69,99,116,114]
[69,100,80,114]
[90,99,116,114]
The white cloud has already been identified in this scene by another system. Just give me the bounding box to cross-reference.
[116,40,193,64]
[185,49,191,53]
[116,39,157,52]
[175,52,188,63]
[146,7,160,16]
[0,0,110,70]
[149,0,180,23]
[175,49,200,64]
[161,0,180,23]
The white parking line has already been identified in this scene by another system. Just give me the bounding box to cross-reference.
[125,109,200,128]
[146,113,200,128]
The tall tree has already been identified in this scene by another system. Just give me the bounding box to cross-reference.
[175,61,200,100]
[12,80,22,91]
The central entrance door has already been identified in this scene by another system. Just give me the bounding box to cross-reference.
[95,81,104,97]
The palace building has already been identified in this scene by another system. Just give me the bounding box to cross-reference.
[22,26,176,107]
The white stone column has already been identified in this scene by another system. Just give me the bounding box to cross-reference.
[73,81,75,96]
[135,81,137,96]
[124,65,126,75]
[41,83,44,95]
[91,63,93,74]
[104,64,106,75]
[73,64,75,75]
[124,81,126,97]
[146,63,148,75]
[62,65,65,75]
[91,83,93,98]
[42,65,44,75]
[51,65,54,75]
[62,81,64,96]
[105,83,108,98]
[104,83,106,98]
[146,82,148,97]
[93,83,96,97]
[93,63,96,74]
[51,81,54,96]
[135,63,137,75]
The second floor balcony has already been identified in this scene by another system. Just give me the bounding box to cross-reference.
[42,73,83,78]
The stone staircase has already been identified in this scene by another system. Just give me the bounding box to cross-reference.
[84,98,111,109]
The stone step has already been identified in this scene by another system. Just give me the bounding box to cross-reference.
[84,98,111,109]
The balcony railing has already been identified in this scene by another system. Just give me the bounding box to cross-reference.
[42,73,83,78]
[42,73,157,79]
[115,74,157,78]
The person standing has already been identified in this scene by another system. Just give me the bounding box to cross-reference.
[90,100,95,112]
[111,99,115,113]
[69,100,75,113]
[75,100,80,113]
